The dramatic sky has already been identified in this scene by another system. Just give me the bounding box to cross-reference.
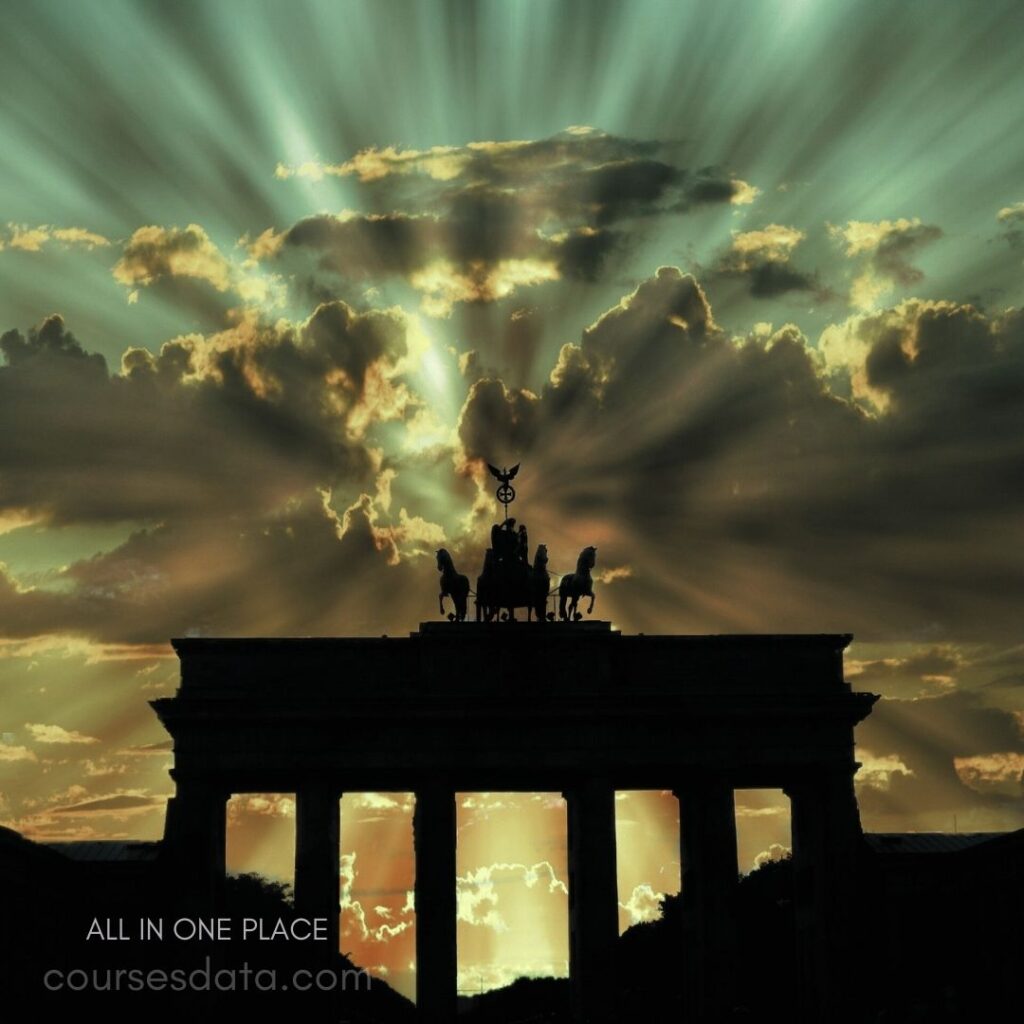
[2,0,1024,1001]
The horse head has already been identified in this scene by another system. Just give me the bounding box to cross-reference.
[436,548,452,573]
[577,546,597,573]
[533,544,548,570]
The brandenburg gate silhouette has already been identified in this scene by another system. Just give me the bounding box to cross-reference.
[153,622,877,1022]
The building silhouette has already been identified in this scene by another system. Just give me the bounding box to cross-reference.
[2,622,1022,1021]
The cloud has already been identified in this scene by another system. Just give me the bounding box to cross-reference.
[349,792,413,812]
[267,129,750,314]
[996,201,1024,249]
[732,224,805,262]
[0,305,417,527]
[619,883,665,925]
[226,793,296,823]
[5,264,1024,658]
[594,566,632,584]
[729,179,761,206]
[752,843,791,870]
[0,303,460,649]
[0,478,435,646]
[113,223,231,291]
[734,804,789,818]
[339,851,414,944]
[50,227,110,248]
[457,861,568,933]
[50,790,166,815]
[847,645,964,699]
[0,742,37,762]
[855,749,915,791]
[275,144,472,183]
[82,758,129,777]
[274,129,748,213]
[954,752,1024,795]
[410,258,560,317]
[856,691,1024,831]
[111,223,285,316]
[455,267,1024,645]
[828,218,942,310]
[3,224,110,252]
[712,223,819,298]
[25,722,100,745]
[116,740,173,756]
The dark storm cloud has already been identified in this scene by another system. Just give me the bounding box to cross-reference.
[269,129,751,308]
[710,252,820,299]
[565,158,681,224]
[745,260,817,297]
[0,306,414,524]
[872,221,943,286]
[0,488,426,645]
[551,227,622,282]
[282,212,436,278]
[849,645,964,700]
[277,209,622,289]
[705,223,823,299]
[8,266,1024,650]
[0,313,107,372]
[457,267,1024,642]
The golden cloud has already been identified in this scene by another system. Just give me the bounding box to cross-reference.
[619,882,665,925]
[730,223,805,265]
[4,224,110,252]
[729,179,761,205]
[855,749,915,791]
[752,843,791,869]
[113,223,232,291]
[226,793,296,824]
[996,201,1024,223]
[410,258,560,318]
[25,722,99,745]
[457,860,568,934]
[954,752,1024,794]
[0,742,37,762]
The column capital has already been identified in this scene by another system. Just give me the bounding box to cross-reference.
[561,776,614,803]
[782,761,861,800]
[672,773,734,800]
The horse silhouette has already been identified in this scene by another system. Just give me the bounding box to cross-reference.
[436,548,470,622]
[559,546,597,620]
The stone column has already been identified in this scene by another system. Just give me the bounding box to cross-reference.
[162,774,226,906]
[785,765,862,1023]
[414,784,457,1022]
[294,784,341,959]
[675,778,739,1021]
[564,779,619,1024]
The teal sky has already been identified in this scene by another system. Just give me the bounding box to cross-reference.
[3,0,1024,363]
[3,0,1024,999]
